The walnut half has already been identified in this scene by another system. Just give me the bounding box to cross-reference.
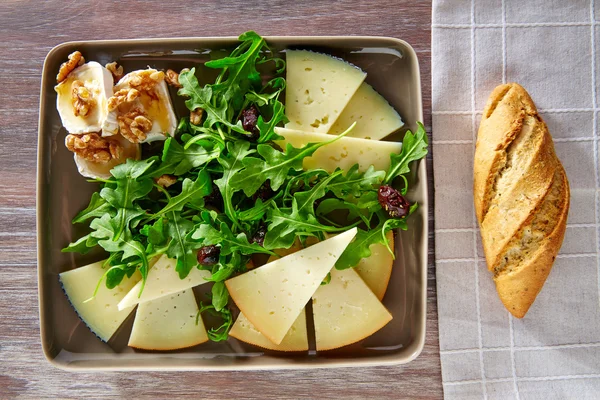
[71,80,95,117]
[118,108,153,143]
[65,133,121,163]
[165,69,182,88]
[57,51,85,83]
[106,62,124,82]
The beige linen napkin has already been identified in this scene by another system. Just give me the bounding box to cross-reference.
[433,0,600,399]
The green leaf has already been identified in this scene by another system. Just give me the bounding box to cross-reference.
[61,233,95,254]
[211,281,229,312]
[191,222,273,256]
[214,141,255,227]
[237,192,282,222]
[160,137,221,176]
[293,170,343,217]
[384,122,428,189]
[256,100,286,143]
[110,157,157,180]
[197,302,233,342]
[316,198,371,226]
[153,169,212,218]
[328,165,385,198]
[165,211,200,279]
[178,69,246,134]
[140,218,167,246]
[72,192,114,224]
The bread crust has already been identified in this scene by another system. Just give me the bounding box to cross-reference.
[474,83,570,318]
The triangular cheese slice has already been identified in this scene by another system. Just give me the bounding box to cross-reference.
[128,289,208,350]
[229,310,308,352]
[226,227,357,345]
[312,267,393,351]
[274,127,402,173]
[118,254,211,310]
[59,260,141,342]
[328,82,404,140]
[285,50,366,133]
[354,231,394,301]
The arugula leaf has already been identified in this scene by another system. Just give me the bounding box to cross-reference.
[159,137,221,176]
[178,69,246,134]
[237,192,282,222]
[316,198,371,226]
[165,211,200,279]
[191,222,273,256]
[140,218,167,246]
[328,165,385,198]
[62,233,95,254]
[72,192,114,224]
[197,302,233,342]
[256,100,286,143]
[89,214,149,289]
[214,141,255,227]
[245,77,285,107]
[211,281,229,312]
[153,169,212,217]
[293,170,343,217]
[384,122,428,190]
[263,199,355,250]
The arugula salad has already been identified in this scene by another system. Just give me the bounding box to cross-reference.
[56,31,428,350]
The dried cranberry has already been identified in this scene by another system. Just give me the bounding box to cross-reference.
[240,105,260,141]
[253,180,274,202]
[252,223,267,246]
[378,185,410,218]
[197,245,220,266]
[204,183,223,210]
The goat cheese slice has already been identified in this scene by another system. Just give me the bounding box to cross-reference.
[312,267,393,351]
[55,61,113,134]
[225,227,357,345]
[328,82,404,140]
[229,310,308,352]
[285,50,366,133]
[274,127,402,173]
[118,254,211,311]
[59,260,140,342]
[103,69,177,143]
[128,289,208,350]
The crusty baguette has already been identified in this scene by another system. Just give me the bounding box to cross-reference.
[474,83,570,318]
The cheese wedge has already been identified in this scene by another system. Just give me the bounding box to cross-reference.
[226,227,357,345]
[118,254,211,311]
[312,267,393,351]
[328,82,404,140]
[285,50,366,133]
[229,310,308,352]
[59,260,141,342]
[274,127,402,173]
[354,231,395,301]
[128,289,208,350]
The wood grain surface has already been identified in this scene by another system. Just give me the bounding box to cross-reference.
[0,0,439,398]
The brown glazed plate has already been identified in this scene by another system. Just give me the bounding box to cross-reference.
[37,36,427,370]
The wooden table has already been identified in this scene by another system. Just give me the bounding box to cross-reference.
[0,0,439,398]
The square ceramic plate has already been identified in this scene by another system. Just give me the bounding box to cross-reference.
[37,36,427,370]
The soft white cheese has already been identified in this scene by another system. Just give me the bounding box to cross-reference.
[128,289,208,350]
[274,127,403,173]
[102,69,177,143]
[59,260,140,342]
[312,267,393,351]
[229,310,308,352]
[118,254,211,311]
[328,82,404,140]
[72,132,141,180]
[285,50,366,133]
[55,61,113,134]
[225,227,357,345]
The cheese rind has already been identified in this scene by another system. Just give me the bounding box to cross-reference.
[229,310,308,352]
[312,267,393,351]
[118,254,211,311]
[285,50,366,133]
[128,289,208,350]
[328,82,404,140]
[59,260,140,342]
[55,61,114,134]
[226,227,357,345]
[354,231,395,301]
[274,127,402,173]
